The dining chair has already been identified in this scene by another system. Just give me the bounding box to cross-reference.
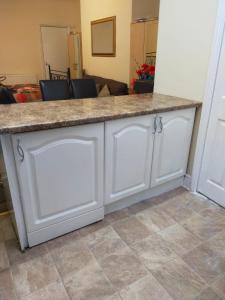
[39,80,71,101]
[70,79,98,99]
[0,87,16,104]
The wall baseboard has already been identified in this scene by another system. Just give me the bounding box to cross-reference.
[183,174,192,190]
[183,175,211,201]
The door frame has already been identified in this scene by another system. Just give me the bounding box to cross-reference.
[191,0,225,193]
[40,25,70,79]
[69,31,83,79]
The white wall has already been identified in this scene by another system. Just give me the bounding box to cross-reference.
[154,0,219,101]
[81,0,132,84]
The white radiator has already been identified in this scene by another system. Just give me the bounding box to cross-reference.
[0,74,37,85]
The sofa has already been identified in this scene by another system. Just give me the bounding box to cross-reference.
[83,74,128,96]
[1,75,128,103]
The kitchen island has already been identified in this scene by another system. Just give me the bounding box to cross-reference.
[0,93,201,249]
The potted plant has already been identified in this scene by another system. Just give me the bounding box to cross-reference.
[131,63,155,94]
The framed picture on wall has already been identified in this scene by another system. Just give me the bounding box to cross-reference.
[91,16,116,57]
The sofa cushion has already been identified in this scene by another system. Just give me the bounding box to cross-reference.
[83,74,128,96]
[98,84,111,97]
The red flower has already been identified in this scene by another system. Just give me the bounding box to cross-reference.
[141,63,148,70]
[149,65,155,72]
[135,64,155,79]
[15,93,27,103]
[136,69,142,76]
[147,65,155,76]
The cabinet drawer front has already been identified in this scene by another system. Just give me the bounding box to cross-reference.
[105,115,155,204]
[151,108,195,187]
[12,123,104,232]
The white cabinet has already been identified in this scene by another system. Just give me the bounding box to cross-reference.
[105,109,195,204]
[9,108,196,247]
[105,115,155,204]
[12,123,104,246]
[151,108,195,187]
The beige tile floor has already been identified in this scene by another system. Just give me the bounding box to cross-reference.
[1,187,225,300]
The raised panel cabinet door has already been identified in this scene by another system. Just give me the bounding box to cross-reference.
[151,108,195,187]
[12,123,104,232]
[105,115,156,204]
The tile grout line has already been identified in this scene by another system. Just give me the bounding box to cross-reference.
[89,248,123,299]
[1,190,225,299]
[85,224,151,297]
[110,198,220,299]
[46,243,75,300]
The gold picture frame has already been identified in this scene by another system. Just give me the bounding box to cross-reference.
[91,16,116,57]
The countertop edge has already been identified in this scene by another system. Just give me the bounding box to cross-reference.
[0,102,201,134]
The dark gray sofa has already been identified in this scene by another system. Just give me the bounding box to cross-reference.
[83,74,128,96]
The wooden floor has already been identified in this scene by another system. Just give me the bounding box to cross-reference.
[0,187,225,300]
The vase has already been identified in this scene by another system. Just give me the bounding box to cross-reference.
[134,79,154,94]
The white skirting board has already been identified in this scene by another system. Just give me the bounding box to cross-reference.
[182,174,210,201]
[183,174,192,191]
[28,207,104,247]
[105,177,184,215]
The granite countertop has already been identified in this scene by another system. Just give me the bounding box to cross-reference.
[0,93,201,134]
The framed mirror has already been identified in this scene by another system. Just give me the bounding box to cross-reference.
[91,16,116,57]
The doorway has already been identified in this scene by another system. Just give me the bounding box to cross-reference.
[41,26,70,79]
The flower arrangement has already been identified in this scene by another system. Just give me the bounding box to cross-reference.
[131,63,155,93]
[136,63,155,80]
[14,86,41,103]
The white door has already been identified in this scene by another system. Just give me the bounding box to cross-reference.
[151,109,195,187]
[12,124,104,234]
[105,115,155,204]
[198,29,225,207]
[41,26,69,78]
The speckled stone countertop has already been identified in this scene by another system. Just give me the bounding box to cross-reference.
[0,93,201,134]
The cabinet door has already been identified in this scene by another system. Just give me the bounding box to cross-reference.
[105,115,155,204]
[145,20,158,54]
[12,123,104,233]
[151,109,195,187]
[130,22,145,81]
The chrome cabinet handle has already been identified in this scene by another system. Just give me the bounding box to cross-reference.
[17,139,24,162]
[152,116,157,134]
[158,117,163,133]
